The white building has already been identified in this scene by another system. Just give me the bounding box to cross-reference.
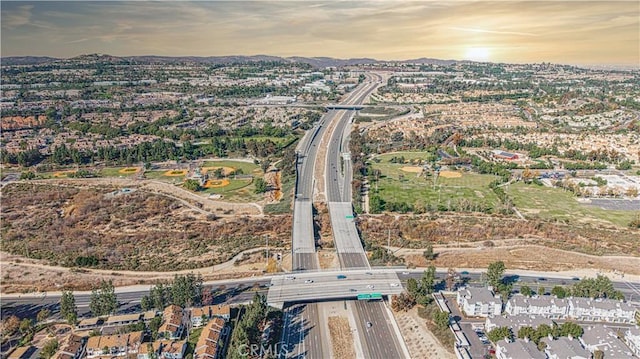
[505,295,568,319]
[544,337,591,359]
[625,327,640,356]
[569,297,637,323]
[579,324,635,358]
[456,287,502,317]
[495,339,545,359]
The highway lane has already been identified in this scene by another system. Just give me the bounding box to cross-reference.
[322,73,408,358]
[354,300,406,359]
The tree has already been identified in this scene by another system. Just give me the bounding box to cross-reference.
[140,296,152,311]
[538,286,546,295]
[183,179,201,192]
[19,318,33,334]
[551,286,567,299]
[520,285,533,297]
[391,292,416,312]
[36,309,51,323]
[260,159,271,174]
[536,323,554,339]
[90,280,118,316]
[433,311,450,330]
[2,315,20,336]
[254,177,268,194]
[423,244,436,260]
[487,261,506,288]
[559,322,583,338]
[487,326,512,343]
[571,275,624,300]
[517,326,538,342]
[40,339,59,359]
[406,278,419,297]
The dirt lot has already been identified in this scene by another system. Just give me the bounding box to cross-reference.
[393,307,455,359]
[1,182,290,274]
[401,245,640,276]
[358,213,640,257]
[328,316,356,359]
[0,250,270,293]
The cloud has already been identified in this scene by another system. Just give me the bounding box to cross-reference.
[1,5,34,29]
[448,27,538,37]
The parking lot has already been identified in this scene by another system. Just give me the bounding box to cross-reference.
[586,198,640,211]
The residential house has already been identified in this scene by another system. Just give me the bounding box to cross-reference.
[104,313,143,328]
[579,325,635,358]
[194,317,227,359]
[625,326,640,356]
[495,339,545,359]
[85,331,143,358]
[138,340,187,359]
[52,334,85,359]
[159,305,186,340]
[505,295,569,319]
[543,337,591,359]
[456,287,502,317]
[569,298,637,323]
[76,317,102,331]
[190,305,231,327]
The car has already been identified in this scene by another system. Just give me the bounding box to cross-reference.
[285,275,295,280]
[538,277,547,281]
[349,288,357,292]
[390,283,400,287]
[572,277,581,281]
[401,271,410,275]
[304,280,314,284]
[337,275,347,279]
[366,321,373,328]
[366,285,375,289]
[366,272,373,275]
[461,271,470,275]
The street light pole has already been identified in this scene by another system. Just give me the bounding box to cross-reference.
[265,235,269,267]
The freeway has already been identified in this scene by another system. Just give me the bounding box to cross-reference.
[281,76,392,358]
[321,72,408,359]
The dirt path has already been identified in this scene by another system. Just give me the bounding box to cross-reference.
[26,178,263,216]
[0,246,277,293]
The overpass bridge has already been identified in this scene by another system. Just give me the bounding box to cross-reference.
[325,104,364,110]
[266,268,403,307]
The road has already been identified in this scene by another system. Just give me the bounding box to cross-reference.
[321,73,408,359]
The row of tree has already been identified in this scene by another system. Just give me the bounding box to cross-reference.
[140,274,205,311]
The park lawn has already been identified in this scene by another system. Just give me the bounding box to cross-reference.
[376,151,435,164]
[99,167,140,177]
[144,170,187,181]
[506,182,636,228]
[200,178,262,202]
[202,160,261,175]
[371,156,500,209]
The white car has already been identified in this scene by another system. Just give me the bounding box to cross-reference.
[304,279,314,284]
[366,285,375,289]
[390,283,400,287]
[285,275,295,280]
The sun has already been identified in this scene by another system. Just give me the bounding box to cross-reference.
[464,47,491,62]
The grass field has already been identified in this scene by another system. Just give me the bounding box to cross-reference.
[371,152,500,210]
[202,160,261,175]
[506,182,636,228]
[99,167,140,177]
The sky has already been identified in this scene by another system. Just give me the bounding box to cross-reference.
[2,1,639,66]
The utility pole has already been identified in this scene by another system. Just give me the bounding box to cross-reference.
[387,229,391,256]
[265,235,269,267]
